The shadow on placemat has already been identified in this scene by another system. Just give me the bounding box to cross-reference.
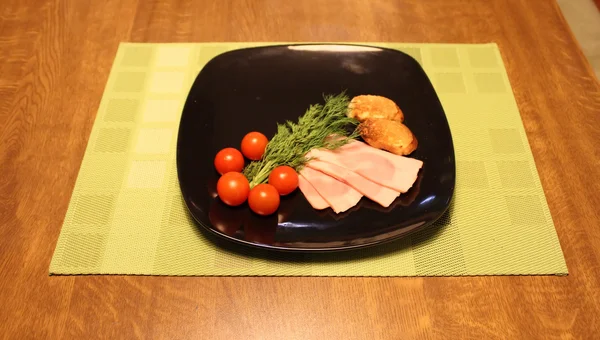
[195,208,451,263]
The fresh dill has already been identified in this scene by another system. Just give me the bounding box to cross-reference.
[243,92,359,187]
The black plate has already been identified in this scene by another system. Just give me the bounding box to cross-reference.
[176,44,455,252]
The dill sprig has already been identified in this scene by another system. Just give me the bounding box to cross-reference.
[243,92,359,187]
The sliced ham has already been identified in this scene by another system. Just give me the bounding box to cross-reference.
[307,140,423,193]
[298,174,329,210]
[306,160,400,208]
[299,166,362,214]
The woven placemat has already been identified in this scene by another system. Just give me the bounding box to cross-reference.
[49,42,567,276]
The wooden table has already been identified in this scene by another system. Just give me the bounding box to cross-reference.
[1,0,599,338]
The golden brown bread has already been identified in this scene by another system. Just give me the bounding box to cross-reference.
[348,95,404,122]
[358,118,418,156]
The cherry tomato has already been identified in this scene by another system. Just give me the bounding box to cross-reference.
[241,132,268,161]
[268,165,299,195]
[248,184,280,216]
[214,148,244,175]
[216,172,250,206]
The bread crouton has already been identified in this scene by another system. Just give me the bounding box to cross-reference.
[348,95,404,122]
[358,118,418,156]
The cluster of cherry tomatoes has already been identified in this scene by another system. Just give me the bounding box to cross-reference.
[214,132,299,216]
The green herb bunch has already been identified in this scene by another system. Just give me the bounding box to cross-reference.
[243,92,359,188]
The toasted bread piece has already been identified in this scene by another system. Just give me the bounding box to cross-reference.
[348,95,404,122]
[358,118,418,156]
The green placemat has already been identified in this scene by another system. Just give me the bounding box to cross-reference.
[49,42,567,276]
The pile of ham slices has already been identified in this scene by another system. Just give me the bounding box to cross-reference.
[298,140,423,213]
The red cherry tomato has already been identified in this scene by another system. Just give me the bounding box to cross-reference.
[216,172,250,206]
[248,184,280,216]
[268,165,299,195]
[214,148,244,175]
[241,132,268,161]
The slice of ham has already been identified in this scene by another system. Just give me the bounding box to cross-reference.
[307,140,423,193]
[306,160,400,208]
[299,166,362,214]
[298,174,329,210]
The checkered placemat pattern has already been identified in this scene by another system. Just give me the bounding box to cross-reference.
[49,42,567,276]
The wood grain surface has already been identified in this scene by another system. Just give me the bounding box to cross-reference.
[1,0,599,338]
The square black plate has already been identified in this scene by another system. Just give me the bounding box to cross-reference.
[176,44,455,252]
